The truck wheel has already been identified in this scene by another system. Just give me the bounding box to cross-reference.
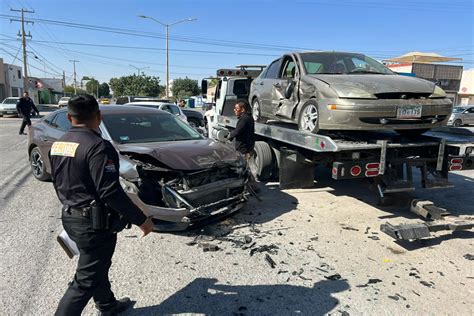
[249,141,273,181]
[252,98,263,122]
[187,118,200,128]
[30,147,51,181]
[298,100,319,133]
[453,119,462,127]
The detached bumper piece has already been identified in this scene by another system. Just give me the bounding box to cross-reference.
[381,221,474,241]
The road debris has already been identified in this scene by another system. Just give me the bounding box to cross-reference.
[325,274,342,280]
[200,243,220,252]
[249,244,279,256]
[265,254,276,268]
[463,254,474,260]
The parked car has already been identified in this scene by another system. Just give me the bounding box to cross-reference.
[0,97,20,117]
[249,51,453,135]
[181,108,205,128]
[447,106,474,127]
[125,101,188,123]
[57,97,70,108]
[115,96,170,105]
[27,105,249,231]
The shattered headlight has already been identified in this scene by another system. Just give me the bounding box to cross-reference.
[429,85,447,98]
[331,84,377,99]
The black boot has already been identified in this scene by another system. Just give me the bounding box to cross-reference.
[97,297,134,316]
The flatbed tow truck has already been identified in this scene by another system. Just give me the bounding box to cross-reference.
[202,66,474,241]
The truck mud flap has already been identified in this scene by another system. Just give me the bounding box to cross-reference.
[279,147,315,189]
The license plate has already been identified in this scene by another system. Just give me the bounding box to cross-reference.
[397,105,422,119]
[6,111,15,114]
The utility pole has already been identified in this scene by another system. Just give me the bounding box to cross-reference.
[69,60,79,95]
[62,71,66,96]
[10,8,34,94]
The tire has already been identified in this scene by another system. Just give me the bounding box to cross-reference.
[298,100,320,133]
[252,98,263,122]
[396,129,429,136]
[188,118,200,128]
[30,147,51,181]
[249,141,273,181]
[453,119,462,127]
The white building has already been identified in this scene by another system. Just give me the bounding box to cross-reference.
[458,68,474,105]
[5,63,23,97]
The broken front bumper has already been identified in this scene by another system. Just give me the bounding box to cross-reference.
[120,178,247,231]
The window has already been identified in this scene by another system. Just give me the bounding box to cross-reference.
[232,79,250,96]
[281,59,296,79]
[265,59,282,79]
[44,113,57,125]
[18,70,21,79]
[167,104,181,115]
[467,107,474,113]
[102,113,202,143]
[52,112,71,132]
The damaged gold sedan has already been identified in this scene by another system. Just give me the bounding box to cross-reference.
[28,105,249,231]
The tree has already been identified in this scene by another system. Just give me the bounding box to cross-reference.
[85,78,100,97]
[109,75,162,97]
[171,78,199,101]
[99,82,110,97]
[64,85,85,95]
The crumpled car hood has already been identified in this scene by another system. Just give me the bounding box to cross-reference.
[308,74,435,94]
[116,139,241,170]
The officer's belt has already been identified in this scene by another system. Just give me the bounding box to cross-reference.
[64,206,91,218]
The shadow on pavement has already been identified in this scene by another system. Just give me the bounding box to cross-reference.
[125,277,349,316]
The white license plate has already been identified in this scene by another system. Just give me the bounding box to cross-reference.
[397,105,422,119]
[6,111,15,114]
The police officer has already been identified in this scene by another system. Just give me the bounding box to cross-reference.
[50,94,154,316]
[228,101,255,159]
[16,92,39,135]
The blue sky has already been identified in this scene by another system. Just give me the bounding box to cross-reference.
[1,0,472,86]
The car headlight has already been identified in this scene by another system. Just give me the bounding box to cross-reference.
[429,85,447,98]
[331,84,377,99]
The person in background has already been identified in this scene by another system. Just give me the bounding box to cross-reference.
[179,99,186,108]
[16,92,39,135]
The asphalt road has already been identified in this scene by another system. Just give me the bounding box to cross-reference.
[0,114,473,315]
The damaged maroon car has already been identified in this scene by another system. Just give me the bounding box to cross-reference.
[27,105,249,231]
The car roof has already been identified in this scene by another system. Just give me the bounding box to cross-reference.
[125,101,176,106]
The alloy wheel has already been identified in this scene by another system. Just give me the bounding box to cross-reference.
[31,150,44,178]
[301,104,319,131]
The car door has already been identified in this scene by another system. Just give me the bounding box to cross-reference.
[259,58,282,117]
[39,111,71,172]
[271,56,299,119]
[466,107,474,124]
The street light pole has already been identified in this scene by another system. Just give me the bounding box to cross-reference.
[138,15,197,99]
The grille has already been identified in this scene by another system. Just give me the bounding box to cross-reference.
[374,92,431,99]
[360,115,447,125]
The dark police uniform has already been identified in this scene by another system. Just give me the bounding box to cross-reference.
[16,96,39,134]
[50,126,147,316]
[228,112,255,156]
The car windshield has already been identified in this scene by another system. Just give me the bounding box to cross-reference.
[60,97,70,101]
[452,107,467,113]
[102,113,202,143]
[3,98,19,104]
[300,52,394,75]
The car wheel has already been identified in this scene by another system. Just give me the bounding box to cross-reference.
[298,100,319,133]
[188,118,199,128]
[248,141,273,181]
[30,147,51,181]
[252,98,263,122]
[396,129,429,136]
[453,119,462,127]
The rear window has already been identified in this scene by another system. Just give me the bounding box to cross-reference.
[102,113,202,143]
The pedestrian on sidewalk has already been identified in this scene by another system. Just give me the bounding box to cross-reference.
[50,94,154,316]
[16,92,39,135]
